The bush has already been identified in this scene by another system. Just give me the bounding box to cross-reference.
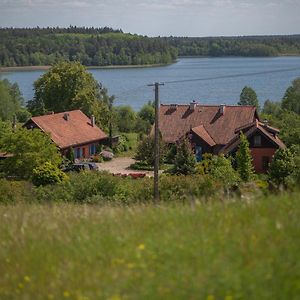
[171,138,196,175]
[0,179,33,204]
[32,162,68,186]
[269,148,296,186]
[135,134,165,166]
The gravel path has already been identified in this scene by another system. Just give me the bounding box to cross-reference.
[96,157,155,176]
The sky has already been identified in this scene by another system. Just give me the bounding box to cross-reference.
[0,0,299,37]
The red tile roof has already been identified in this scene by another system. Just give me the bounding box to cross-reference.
[220,120,285,154]
[159,104,258,145]
[26,110,107,149]
[191,125,216,147]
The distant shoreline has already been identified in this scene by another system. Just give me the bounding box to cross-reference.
[0,63,171,73]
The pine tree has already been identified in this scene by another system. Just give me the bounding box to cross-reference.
[236,132,254,182]
[238,86,260,110]
[172,138,196,175]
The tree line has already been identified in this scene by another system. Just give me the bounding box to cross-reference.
[0,27,177,67]
[166,35,300,57]
[1,27,300,67]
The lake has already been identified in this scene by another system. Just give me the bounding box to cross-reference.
[1,57,300,111]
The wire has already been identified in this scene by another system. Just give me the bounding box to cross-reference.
[162,66,300,85]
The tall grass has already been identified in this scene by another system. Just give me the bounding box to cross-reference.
[0,194,299,299]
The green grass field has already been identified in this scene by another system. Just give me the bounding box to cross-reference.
[0,194,299,299]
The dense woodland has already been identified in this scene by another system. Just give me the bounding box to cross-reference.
[0,27,177,67]
[1,27,300,67]
[166,35,300,57]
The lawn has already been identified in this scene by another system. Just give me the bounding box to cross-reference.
[0,194,299,299]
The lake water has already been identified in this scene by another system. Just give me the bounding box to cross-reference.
[1,57,300,111]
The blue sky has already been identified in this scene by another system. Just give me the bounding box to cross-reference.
[0,0,299,36]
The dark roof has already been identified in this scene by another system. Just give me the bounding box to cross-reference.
[26,110,107,149]
[220,119,285,154]
[191,125,216,147]
[159,104,258,145]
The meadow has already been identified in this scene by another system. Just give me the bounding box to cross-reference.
[1,193,299,300]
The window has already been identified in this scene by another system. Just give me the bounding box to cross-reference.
[254,135,262,147]
[89,144,96,156]
[262,156,270,171]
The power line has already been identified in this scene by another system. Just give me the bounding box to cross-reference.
[163,66,300,85]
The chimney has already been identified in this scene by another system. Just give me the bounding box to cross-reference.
[170,104,178,110]
[219,104,226,115]
[91,115,95,127]
[189,100,197,111]
[63,113,69,121]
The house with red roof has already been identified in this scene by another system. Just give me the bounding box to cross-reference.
[159,102,285,173]
[24,110,107,159]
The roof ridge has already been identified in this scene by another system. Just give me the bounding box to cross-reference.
[161,103,256,108]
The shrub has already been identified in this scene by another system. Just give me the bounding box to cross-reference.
[269,148,296,186]
[236,132,255,182]
[32,162,68,186]
[171,138,196,175]
[135,134,165,166]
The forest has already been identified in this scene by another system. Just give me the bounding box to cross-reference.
[1,27,300,67]
[0,27,177,67]
[166,35,300,57]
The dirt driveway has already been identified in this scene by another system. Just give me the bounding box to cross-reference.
[96,157,155,176]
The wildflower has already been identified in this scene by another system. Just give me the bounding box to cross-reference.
[18,283,24,289]
[137,244,145,250]
[64,291,70,298]
[127,263,135,269]
[110,295,121,300]
[24,276,31,282]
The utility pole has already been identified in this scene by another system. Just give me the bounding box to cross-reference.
[148,82,164,203]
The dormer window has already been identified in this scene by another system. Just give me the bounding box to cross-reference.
[254,135,261,147]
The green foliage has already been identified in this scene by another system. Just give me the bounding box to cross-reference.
[236,132,255,182]
[165,144,177,164]
[0,27,177,67]
[208,155,240,190]
[168,35,300,57]
[282,78,300,114]
[27,61,111,129]
[0,179,32,204]
[269,148,296,186]
[238,86,260,109]
[0,79,30,122]
[113,135,129,154]
[32,162,68,186]
[66,147,75,163]
[1,193,300,299]
[115,106,137,133]
[135,134,165,166]
[171,138,196,175]
[262,99,282,116]
[0,128,61,179]
[133,101,155,134]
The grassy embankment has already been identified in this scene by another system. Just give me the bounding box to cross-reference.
[1,193,299,299]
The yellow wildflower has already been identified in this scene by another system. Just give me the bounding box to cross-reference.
[18,283,24,289]
[137,244,145,250]
[64,291,70,298]
[24,276,31,282]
